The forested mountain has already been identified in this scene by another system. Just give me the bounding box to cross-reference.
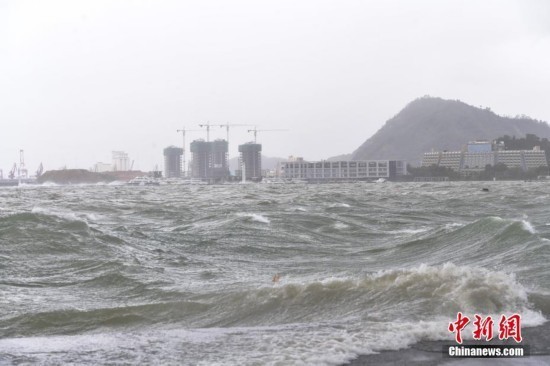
[350,97,550,165]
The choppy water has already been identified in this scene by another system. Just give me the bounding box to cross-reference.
[0,182,549,365]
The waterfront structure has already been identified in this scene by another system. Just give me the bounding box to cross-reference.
[281,159,407,181]
[422,141,548,173]
[190,139,229,180]
[112,151,130,171]
[163,146,184,178]
[92,162,113,173]
[238,142,262,181]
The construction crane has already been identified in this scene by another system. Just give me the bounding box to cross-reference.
[198,122,214,142]
[247,127,288,143]
[19,150,28,179]
[218,123,253,144]
[177,127,202,177]
[8,163,16,179]
[36,163,43,177]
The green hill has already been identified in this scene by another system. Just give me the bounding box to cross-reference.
[350,97,550,165]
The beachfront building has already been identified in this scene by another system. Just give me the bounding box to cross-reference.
[281,159,407,181]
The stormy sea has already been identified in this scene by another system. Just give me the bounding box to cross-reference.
[1,182,549,365]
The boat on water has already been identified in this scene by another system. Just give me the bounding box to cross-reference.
[127,176,160,186]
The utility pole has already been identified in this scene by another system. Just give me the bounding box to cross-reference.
[177,127,201,178]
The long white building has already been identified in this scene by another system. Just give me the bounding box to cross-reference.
[281,160,407,181]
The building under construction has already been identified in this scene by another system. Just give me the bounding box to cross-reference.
[163,146,183,178]
[190,139,229,181]
[238,142,262,182]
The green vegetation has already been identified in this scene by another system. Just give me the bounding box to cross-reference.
[479,163,548,180]
[407,165,460,179]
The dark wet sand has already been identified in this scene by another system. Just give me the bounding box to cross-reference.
[345,321,550,366]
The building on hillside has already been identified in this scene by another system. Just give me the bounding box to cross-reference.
[467,141,492,153]
[281,159,407,181]
[238,142,262,181]
[163,146,183,178]
[422,140,548,173]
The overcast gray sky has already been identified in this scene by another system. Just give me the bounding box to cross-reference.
[1,0,549,173]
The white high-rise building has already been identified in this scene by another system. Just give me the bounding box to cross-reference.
[112,151,130,171]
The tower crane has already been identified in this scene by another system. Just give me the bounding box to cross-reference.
[218,124,253,144]
[198,122,214,142]
[36,163,44,177]
[177,127,202,177]
[8,163,16,179]
[19,150,28,180]
[247,127,288,143]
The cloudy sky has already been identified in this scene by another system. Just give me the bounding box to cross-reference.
[1,0,549,173]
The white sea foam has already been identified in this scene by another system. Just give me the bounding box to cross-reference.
[333,222,349,230]
[521,220,536,234]
[85,213,101,222]
[0,266,545,366]
[330,203,350,208]
[392,227,430,235]
[445,222,464,230]
[31,206,80,222]
[239,213,270,224]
